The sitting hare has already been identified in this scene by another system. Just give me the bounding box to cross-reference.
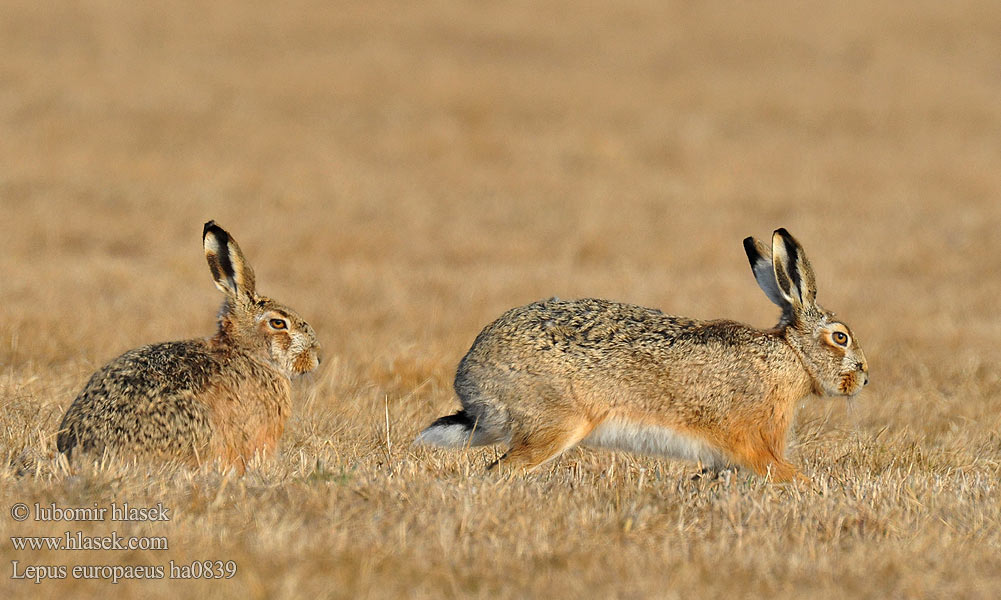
[57,221,320,470]
[417,228,867,482]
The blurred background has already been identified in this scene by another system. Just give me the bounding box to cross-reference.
[4,0,1001,415]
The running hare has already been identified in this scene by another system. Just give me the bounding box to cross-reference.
[56,221,320,470]
[417,228,867,482]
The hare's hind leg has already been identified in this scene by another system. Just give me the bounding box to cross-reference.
[489,417,596,471]
[691,465,736,482]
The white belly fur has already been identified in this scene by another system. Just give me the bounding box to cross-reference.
[582,417,725,467]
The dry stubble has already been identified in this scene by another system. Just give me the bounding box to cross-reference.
[2,1,1001,598]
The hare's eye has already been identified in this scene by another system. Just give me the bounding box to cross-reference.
[269,318,288,330]
[832,331,849,346]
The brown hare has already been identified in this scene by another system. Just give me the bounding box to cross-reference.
[416,229,868,483]
[56,221,320,471]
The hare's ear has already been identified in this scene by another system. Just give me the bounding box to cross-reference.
[203,221,256,299]
[770,228,817,311]
[743,236,787,309]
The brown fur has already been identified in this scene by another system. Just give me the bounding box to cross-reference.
[56,222,320,471]
[417,229,868,483]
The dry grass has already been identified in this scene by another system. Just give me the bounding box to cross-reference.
[3,1,1001,598]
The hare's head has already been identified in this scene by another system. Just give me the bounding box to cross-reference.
[744,228,868,397]
[203,221,320,377]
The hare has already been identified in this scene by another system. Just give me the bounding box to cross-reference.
[56,221,320,470]
[416,229,868,483]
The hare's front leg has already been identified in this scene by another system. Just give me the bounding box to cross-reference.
[760,460,810,485]
[725,431,810,485]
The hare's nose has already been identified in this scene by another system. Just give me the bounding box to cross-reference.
[863,374,870,386]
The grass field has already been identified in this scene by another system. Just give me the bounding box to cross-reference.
[3,1,1001,598]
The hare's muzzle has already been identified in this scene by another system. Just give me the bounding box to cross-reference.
[293,345,320,374]
[841,361,868,396]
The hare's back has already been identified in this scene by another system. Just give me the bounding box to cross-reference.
[79,341,220,400]
[458,298,778,392]
[57,340,219,456]
[467,298,701,358]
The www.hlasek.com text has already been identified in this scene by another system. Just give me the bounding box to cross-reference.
[11,531,168,551]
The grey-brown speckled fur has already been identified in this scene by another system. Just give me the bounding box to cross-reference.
[58,342,218,458]
[418,229,869,483]
[56,222,319,470]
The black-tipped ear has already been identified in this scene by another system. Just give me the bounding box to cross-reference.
[203,221,256,299]
[743,236,788,309]
[770,228,817,310]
